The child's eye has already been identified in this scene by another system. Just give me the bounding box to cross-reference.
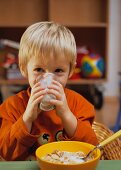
[55,68,63,73]
[34,68,44,72]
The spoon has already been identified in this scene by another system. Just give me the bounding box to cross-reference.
[82,129,121,161]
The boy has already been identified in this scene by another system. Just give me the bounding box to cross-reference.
[0,22,98,161]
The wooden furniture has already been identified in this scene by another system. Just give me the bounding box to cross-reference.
[0,0,109,85]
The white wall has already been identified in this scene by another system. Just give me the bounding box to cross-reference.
[104,0,121,97]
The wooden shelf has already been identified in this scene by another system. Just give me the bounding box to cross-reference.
[71,23,108,28]
[0,78,106,86]
[0,0,109,86]
[0,79,28,85]
[68,79,107,85]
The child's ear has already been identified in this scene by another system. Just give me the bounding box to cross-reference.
[68,62,76,78]
[21,70,26,77]
[20,67,27,78]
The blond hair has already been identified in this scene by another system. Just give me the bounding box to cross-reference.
[19,21,77,76]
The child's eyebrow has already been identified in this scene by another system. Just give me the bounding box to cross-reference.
[34,65,42,67]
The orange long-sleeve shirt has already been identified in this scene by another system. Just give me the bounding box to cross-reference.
[0,87,98,161]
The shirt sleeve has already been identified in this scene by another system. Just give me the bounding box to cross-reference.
[63,120,98,146]
[63,89,98,145]
[0,95,39,161]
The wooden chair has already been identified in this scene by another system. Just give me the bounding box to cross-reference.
[92,121,121,160]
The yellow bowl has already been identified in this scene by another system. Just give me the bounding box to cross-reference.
[36,141,101,170]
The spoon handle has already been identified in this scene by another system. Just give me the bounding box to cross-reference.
[99,129,121,147]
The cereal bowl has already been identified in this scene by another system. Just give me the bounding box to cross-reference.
[36,141,101,170]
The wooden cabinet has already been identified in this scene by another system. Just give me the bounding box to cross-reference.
[0,0,109,85]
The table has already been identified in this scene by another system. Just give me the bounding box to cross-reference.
[0,160,121,170]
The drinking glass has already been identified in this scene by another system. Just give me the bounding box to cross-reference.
[36,73,56,111]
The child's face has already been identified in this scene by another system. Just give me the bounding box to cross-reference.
[26,55,72,88]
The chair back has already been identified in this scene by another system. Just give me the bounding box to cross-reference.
[92,121,121,159]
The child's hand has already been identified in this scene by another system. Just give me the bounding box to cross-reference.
[23,82,47,125]
[47,80,77,137]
